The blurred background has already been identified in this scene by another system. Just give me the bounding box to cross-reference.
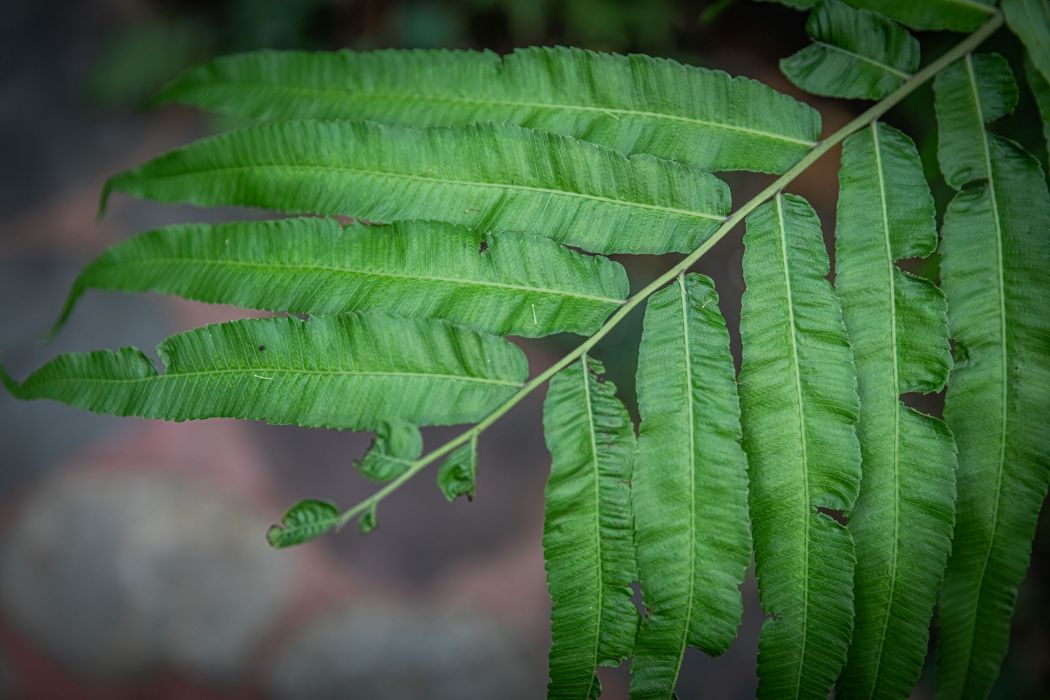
[0,0,1047,698]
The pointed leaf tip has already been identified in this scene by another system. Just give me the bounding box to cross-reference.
[266,499,339,548]
[47,286,83,342]
[0,360,17,396]
[97,179,115,221]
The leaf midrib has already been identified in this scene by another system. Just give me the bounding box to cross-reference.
[949,0,997,14]
[776,194,812,700]
[673,274,698,687]
[26,365,522,389]
[957,53,1010,689]
[95,255,626,306]
[581,356,604,700]
[171,79,819,148]
[126,163,726,223]
[865,122,903,700]
[814,42,911,80]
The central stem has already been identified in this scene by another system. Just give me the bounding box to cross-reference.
[337,10,1005,528]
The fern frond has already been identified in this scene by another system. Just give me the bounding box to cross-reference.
[156,46,821,174]
[542,356,637,700]
[934,53,1050,700]
[0,314,527,431]
[629,273,751,700]
[780,0,919,100]
[834,122,957,699]
[54,218,628,338]
[100,121,731,255]
[739,193,862,700]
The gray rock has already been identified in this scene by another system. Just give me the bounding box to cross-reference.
[265,602,540,700]
[0,472,294,680]
[0,649,12,699]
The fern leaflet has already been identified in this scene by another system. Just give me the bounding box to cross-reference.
[934,52,1050,700]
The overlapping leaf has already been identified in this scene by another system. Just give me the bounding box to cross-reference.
[355,420,423,482]
[1004,0,1050,84]
[54,218,628,338]
[759,0,997,30]
[101,121,731,255]
[781,0,919,100]
[157,46,821,174]
[834,122,956,699]
[543,356,637,699]
[738,194,862,700]
[630,274,750,699]
[842,0,998,32]
[1023,58,1050,159]
[0,314,527,431]
[934,53,1050,700]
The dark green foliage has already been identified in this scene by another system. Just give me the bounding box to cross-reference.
[781,0,920,100]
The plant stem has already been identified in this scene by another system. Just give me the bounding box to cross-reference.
[336,10,1004,528]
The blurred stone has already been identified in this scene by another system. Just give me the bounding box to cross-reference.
[0,256,175,493]
[265,602,540,700]
[0,651,11,699]
[0,472,294,681]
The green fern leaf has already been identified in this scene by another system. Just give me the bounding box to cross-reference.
[100,121,731,255]
[780,0,919,100]
[54,218,628,338]
[156,46,821,174]
[842,0,997,32]
[0,314,526,431]
[1023,58,1050,160]
[542,356,637,700]
[437,436,478,501]
[266,499,340,548]
[739,193,862,700]
[1004,0,1050,84]
[834,122,957,699]
[629,273,751,700]
[934,53,1050,700]
[756,0,818,10]
[355,420,423,482]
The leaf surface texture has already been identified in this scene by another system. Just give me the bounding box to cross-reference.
[158,46,821,174]
[0,314,527,431]
[543,356,637,699]
[57,218,628,338]
[781,0,919,100]
[102,121,731,255]
[1004,0,1050,85]
[739,194,862,700]
[842,0,997,32]
[834,122,956,699]
[630,274,751,699]
[934,53,1050,700]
